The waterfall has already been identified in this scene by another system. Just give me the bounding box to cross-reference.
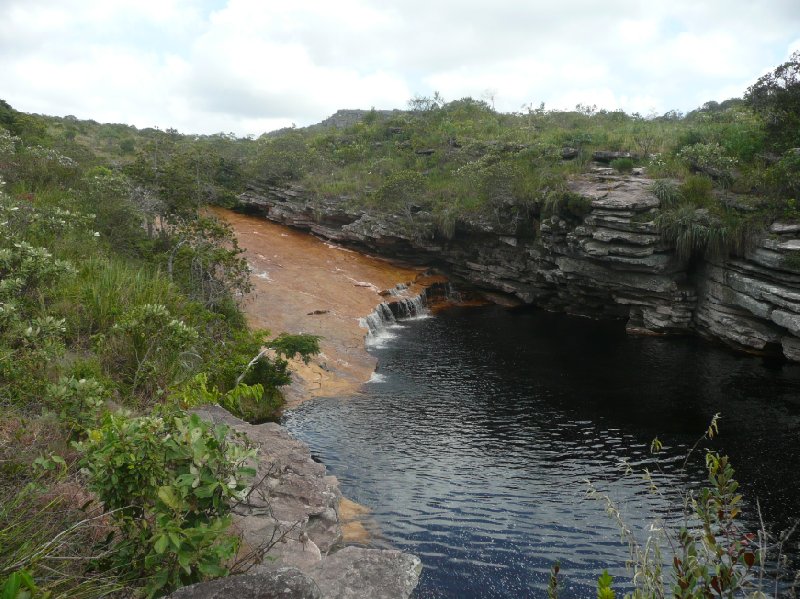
[357,277,471,348]
[359,287,431,347]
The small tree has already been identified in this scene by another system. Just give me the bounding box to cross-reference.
[745,51,800,152]
[164,216,252,310]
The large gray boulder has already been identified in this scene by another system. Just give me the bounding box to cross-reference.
[167,567,320,599]
[252,547,422,599]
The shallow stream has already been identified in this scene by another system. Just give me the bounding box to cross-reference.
[283,305,800,598]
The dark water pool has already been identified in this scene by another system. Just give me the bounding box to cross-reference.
[283,306,800,598]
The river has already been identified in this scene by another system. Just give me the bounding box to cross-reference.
[283,304,800,598]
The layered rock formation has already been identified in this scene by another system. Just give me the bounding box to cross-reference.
[236,174,800,362]
[172,405,422,599]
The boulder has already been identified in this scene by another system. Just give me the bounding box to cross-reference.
[306,547,422,599]
[592,150,633,163]
[561,147,579,160]
[166,568,321,599]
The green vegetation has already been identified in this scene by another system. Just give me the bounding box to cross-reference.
[0,101,318,596]
[575,417,797,599]
[234,52,799,262]
[1,50,798,598]
[611,157,635,174]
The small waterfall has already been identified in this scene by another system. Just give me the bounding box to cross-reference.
[359,302,398,337]
[359,287,431,347]
[390,295,426,319]
[387,283,409,296]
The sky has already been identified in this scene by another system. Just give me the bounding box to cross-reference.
[1,0,799,137]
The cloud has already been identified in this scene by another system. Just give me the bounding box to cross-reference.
[0,0,798,135]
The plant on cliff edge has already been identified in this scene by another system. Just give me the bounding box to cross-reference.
[77,409,256,596]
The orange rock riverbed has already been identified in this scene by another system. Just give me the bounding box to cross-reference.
[212,207,432,406]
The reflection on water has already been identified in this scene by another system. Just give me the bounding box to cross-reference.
[283,306,800,598]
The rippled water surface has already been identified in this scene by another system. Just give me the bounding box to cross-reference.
[283,306,800,598]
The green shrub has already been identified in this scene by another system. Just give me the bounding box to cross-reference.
[679,175,714,208]
[583,417,778,599]
[745,50,800,152]
[372,169,425,214]
[677,143,737,185]
[47,376,108,437]
[101,303,199,399]
[610,157,634,173]
[77,410,256,596]
[163,216,252,311]
[269,333,322,365]
[0,238,75,406]
[542,191,592,221]
[766,150,800,201]
[650,179,681,209]
[57,256,181,341]
[654,204,757,260]
[0,474,124,598]
[174,372,280,423]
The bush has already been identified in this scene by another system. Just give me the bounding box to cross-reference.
[610,157,634,173]
[745,50,800,152]
[46,376,108,437]
[0,473,123,598]
[174,373,279,424]
[101,303,199,399]
[163,216,252,311]
[654,204,758,260]
[77,410,256,596]
[766,150,800,201]
[582,417,790,599]
[542,191,592,221]
[372,170,425,214]
[677,143,737,185]
[679,175,714,208]
[650,180,681,209]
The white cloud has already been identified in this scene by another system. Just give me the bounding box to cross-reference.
[0,0,798,135]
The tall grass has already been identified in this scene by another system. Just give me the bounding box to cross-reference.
[56,256,184,341]
[0,475,124,598]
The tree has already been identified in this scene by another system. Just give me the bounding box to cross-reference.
[745,51,800,151]
[164,215,252,310]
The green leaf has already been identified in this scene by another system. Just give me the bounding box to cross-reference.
[597,570,615,599]
[1,573,22,599]
[153,534,169,555]
[193,483,218,498]
[157,485,182,510]
[1,570,37,599]
[197,562,227,577]
[168,531,182,550]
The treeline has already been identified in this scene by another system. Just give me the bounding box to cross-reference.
[241,52,799,259]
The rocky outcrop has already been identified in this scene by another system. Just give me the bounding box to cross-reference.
[168,567,321,599]
[179,406,421,599]
[695,226,800,358]
[236,175,800,362]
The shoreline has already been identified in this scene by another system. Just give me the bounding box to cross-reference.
[178,209,432,597]
[213,205,446,555]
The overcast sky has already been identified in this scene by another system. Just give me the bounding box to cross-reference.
[1,0,799,137]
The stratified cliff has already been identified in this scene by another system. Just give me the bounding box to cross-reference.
[236,174,800,362]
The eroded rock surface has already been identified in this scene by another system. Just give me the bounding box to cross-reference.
[167,567,321,599]
[236,174,800,361]
[181,406,421,599]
